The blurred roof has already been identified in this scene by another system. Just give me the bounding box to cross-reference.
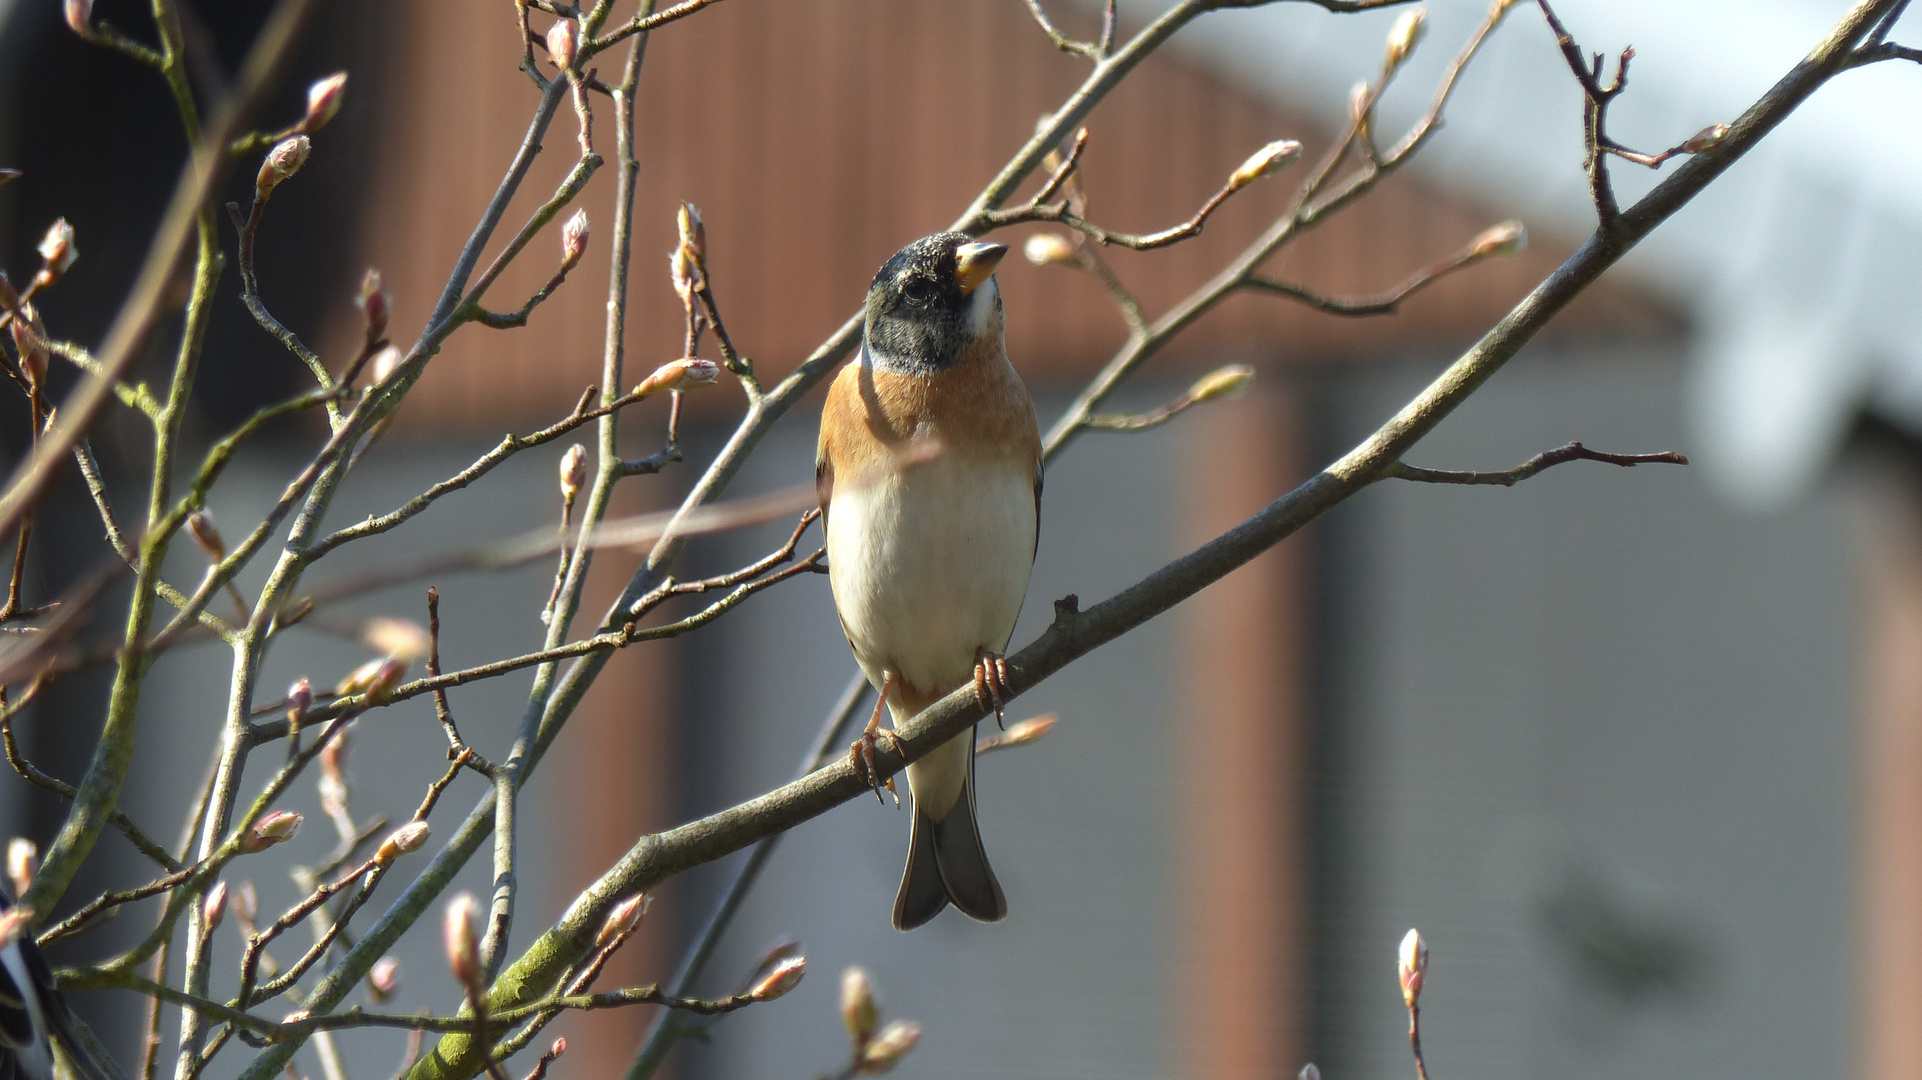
[342,0,1671,434]
[1111,0,1922,506]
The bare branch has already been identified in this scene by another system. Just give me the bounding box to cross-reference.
[1388,442,1687,487]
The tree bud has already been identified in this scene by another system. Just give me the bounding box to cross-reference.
[1188,364,1256,403]
[375,821,430,865]
[256,136,311,199]
[560,209,589,270]
[746,955,806,1002]
[319,727,349,786]
[368,345,403,386]
[361,617,430,663]
[335,656,407,701]
[596,893,648,947]
[202,881,228,932]
[368,956,400,1001]
[1682,123,1730,154]
[840,966,878,1045]
[677,202,706,265]
[0,906,31,950]
[546,17,580,72]
[559,444,587,504]
[634,357,720,397]
[670,245,697,302]
[303,72,348,132]
[357,269,388,340]
[1023,232,1077,266]
[63,0,93,39]
[1467,220,1527,259]
[978,713,1057,754]
[856,1020,923,1074]
[1398,927,1428,1008]
[36,218,77,278]
[185,509,225,560]
[234,881,258,925]
[444,892,482,987]
[1228,140,1303,190]
[6,839,36,899]
[241,810,302,853]
[1300,1066,1322,1080]
[1384,6,1428,70]
[286,677,312,719]
[0,272,20,311]
[1349,81,1373,130]
[9,305,47,388]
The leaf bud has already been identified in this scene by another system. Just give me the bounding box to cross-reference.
[978,713,1058,754]
[202,880,228,932]
[361,617,431,663]
[1384,6,1428,70]
[0,906,32,950]
[746,955,806,1002]
[677,203,706,265]
[546,17,580,73]
[36,218,77,279]
[234,881,258,925]
[855,1019,923,1074]
[1467,219,1527,259]
[303,72,348,133]
[1023,232,1077,266]
[560,209,589,270]
[9,304,47,388]
[368,345,403,386]
[1349,81,1374,132]
[634,357,720,397]
[357,269,388,341]
[63,0,93,39]
[1188,364,1256,403]
[185,508,225,560]
[287,677,313,719]
[240,810,302,853]
[559,444,587,504]
[375,821,430,865]
[444,892,482,988]
[840,966,878,1045]
[368,956,400,1001]
[1398,927,1429,1009]
[1682,122,1730,154]
[595,893,648,947]
[1300,1066,1322,1080]
[256,136,311,199]
[5,838,36,899]
[1228,140,1303,191]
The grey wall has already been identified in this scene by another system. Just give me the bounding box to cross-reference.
[1311,348,1853,1080]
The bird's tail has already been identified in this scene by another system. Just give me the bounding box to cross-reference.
[892,730,1007,930]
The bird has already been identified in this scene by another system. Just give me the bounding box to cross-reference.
[0,889,117,1080]
[816,231,1040,930]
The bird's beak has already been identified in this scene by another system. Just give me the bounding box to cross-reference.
[953,241,1008,297]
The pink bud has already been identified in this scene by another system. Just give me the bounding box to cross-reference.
[368,956,400,1001]
[303,72,348,132]
[186,508,225,560]
[559,444,587,503]
[634,357,720,397]
[63,0,93,39]
[6,839,36,900]
[444,893,481,987]
[1398,928,1429,1008]
[746,955,806,1002]
[256,136,311,198]
[595,893,648,947]
[357,269,388,340]
[856,1020,923,1074]
[203,881,228,932]
[286,677,312,719]
[546,18,580,72]
[375,821,430,865]
[36,219,76,277]
[368,345,402,386]
[241,810,302,853]
[560,210,589,269]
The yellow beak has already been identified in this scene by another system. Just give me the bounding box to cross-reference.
[954,241,1008,297]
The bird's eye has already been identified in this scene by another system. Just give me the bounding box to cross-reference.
[901,279,935,306]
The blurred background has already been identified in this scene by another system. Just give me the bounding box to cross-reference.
[0,1,1917,1079]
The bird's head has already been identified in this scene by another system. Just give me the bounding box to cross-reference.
[863,232,1007,374]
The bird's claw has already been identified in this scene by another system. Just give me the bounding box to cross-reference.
[973,649,1011,729]
[848,727,899,806]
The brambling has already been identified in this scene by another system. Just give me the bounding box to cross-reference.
[816,232,1040,930]
[0,886,117,1080]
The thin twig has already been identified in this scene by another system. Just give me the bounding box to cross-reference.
[1387,442,1687,486]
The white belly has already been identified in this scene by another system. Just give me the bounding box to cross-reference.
[826,454,1037,707]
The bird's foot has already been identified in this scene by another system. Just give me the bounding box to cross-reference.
[973,648,1011,729]
[847,726,900,805]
